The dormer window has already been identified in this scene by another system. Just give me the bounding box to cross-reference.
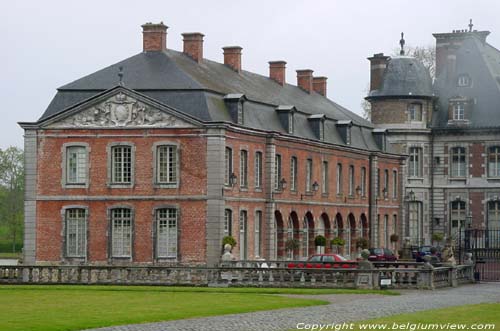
[457,74,471,87]
[408,103,422,121]
[276,105,296,135]
[224,94,246,125]
[453,103,465,120]
[336,120,352,145]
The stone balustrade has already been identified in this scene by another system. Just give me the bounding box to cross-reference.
[0,263,475,290]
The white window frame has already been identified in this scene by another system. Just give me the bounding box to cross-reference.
[450,147,466,178]
[153,142,179,188]
[63,207,88,258]
[488,146,500,178]
[274,154,282,190]
[457,75,470,87]
[225,147,233,186]
[255,151,262,188]
[322,161,328,194]
[108,143,135,188]
[336,163,343,195]
[239,210,248,260]
[408,103,422,121]
[224,209,233,236]
[306,159,313,192]
[290,156,298,191]
[240,150,248,188]
[408,147,422,178]
[453,103,465,120]
[254,210,262,257]
[348,165,354,196]
[156,207,178,259]
[61,143,90,188]
[392,170,398,199]
[110,208,133,258]
[361,167,366,197]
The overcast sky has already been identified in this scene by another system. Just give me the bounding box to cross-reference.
[1,0,499,149]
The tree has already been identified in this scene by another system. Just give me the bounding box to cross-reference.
[361,45,436,121]
[0,147,24,253]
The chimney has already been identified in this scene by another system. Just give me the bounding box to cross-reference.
[296,69,314,93]
[313,76,328,97]
[269,61,286,85]
[223,46,242,72]
[182,33,205,63]
[367,53,389,92]
[142,22,168,52]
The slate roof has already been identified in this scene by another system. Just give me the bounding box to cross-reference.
[37,48,391,152]
[367,56,434,99]
[432,33,500,128]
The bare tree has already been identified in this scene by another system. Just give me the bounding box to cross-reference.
[361,83,371,120]
[0,147,24,253]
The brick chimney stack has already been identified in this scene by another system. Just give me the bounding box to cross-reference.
[182,33,205,63]
[223,46,243,72]
[269,61,286,85]
[313,77,328,97]
[296,69,314,93]
[142,22,168,52]
[367,53,389,92]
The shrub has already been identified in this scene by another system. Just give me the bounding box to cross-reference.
[331,237,345,246]
[222,236,237,248]
[355,237,369,249]
[390,234,399,243]
[432,232,444,243]
[285,238,300,251]
[314,235,327,247]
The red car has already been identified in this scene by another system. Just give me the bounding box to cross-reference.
[368,248,398,262]
[287,254,356,269]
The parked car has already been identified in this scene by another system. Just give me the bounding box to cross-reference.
[413,245,441,262]
[287,254,356,269]
[367,248,398,262]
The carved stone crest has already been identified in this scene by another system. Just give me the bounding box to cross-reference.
[49,93,193,128]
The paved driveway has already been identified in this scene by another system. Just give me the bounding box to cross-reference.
[88,283,500,331]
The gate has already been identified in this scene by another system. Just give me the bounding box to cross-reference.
[458,228,500,281]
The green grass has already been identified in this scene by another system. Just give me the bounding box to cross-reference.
[0,285,393,331]
[349,303,500,330]
[0,252,21,259]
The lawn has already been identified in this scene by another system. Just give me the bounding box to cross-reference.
[351,303,500,330]
[0,285,394,331]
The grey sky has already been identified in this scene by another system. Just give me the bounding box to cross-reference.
[1,0,499,149]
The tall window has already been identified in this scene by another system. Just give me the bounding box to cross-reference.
[488,147,500,177]
[65,208,86,257]
[488,201,500,229]
[288,113,294,134]
[111,208,132,258]
[451,147,466,177]
[384,215,389,248]
[408,147,422,177]
[306,159,313,192]
[408,103,422,121]
[66,146,87,185]
[225,147,232,186]
[290,157,298,191]
[392,170,398,199]
[361,167,366,197]
[111,146,132,184]
[254,211,262,257]
[239,211,247,260]
[156,145,177,184]
[392,215,398,236]
[255,152,262,188]
[457,75,470,87]
[224,209,232,236]
[384,169,389,198]
[409,202,421,245]
[156,208,177,258]
[240,150,248,188]
[336,164,343,195]
[322,161,329,194]
[348,165,354,196]
[274,154,282,190]
[450,201,466,237]
[453,103,465,120]
[376,168,380,197]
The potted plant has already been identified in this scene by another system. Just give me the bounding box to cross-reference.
[432,232,444,247]
[355,237,369,250]
[285,238,300,259]
[314,235,327,253]
[390,234,399,243]
[331,237,345,254]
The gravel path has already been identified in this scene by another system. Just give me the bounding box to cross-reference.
[88,283,500,331]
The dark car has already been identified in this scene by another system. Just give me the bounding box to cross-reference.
[367,248,398,262]
[287,254,356,269]
[413,246,441,262]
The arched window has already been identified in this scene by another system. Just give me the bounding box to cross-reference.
[225,147,233,186]
[224,209,232,236]
[348,166,355,196]
[239,150,248,188]
[336,163,343,195]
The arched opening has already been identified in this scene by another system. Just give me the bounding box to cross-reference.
[320,213,331,253]
[289,211,300,259]
[360,213,369,240]
[275,211,284,259]
[303,212,315,258]
[333,213,344,254]
[347,213,356,258]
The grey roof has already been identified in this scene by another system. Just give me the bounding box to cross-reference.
[36,48,394,153]
[432,34,500,128]
[368,56,434,99]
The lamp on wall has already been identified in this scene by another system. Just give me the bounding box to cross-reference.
[382,187,388,199]
[279,178,287,190]
[312,181,319,192]
[355,185,362,197]
[229,172,238,187]
[405,189,415,201]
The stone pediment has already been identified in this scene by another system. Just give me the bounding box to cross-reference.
[47,92,195,128]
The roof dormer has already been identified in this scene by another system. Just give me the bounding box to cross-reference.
[336,120,353,145]
[308,114,326,141]
[224,94,247,125]
[372,128,387,151]
[276,105,296,134]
